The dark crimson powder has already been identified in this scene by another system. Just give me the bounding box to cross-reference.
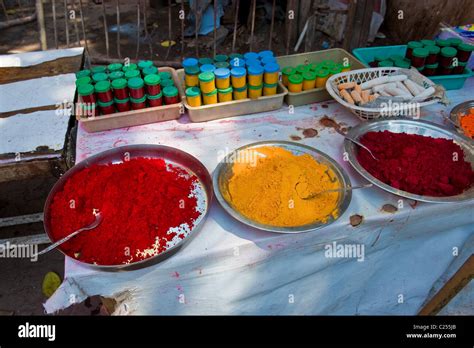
[357,131,474,197]
[48,158,203,265]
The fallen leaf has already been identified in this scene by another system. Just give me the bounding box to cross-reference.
[350,214,363,227]
[161,40,176,47]
[381,204,398,213]
[42,272,61,298]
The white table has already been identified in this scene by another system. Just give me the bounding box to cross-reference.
[45,78,474,315]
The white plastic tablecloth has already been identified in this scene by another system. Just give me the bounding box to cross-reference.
[45,79,474,315]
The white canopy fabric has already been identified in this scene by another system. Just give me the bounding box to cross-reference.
[45,78,474,315]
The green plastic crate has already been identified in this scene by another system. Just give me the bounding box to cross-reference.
[352,45,473,90]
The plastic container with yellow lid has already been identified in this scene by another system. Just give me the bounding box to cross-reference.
[185,65,200,87]
[263,63,280,84]
[263,82,277,96]
[302,71,316,91]
[281,66,296,87]
[202,89,218,105]
[230,67,247,88]
[214,68,231,89]
[198,71,216,94]
[186,86,202,107]
[247,65,264,86]
[315,68,329,88]
[288,74,303,93]
[248,84,263,99]
[233,85,248,100]
[218,86,233,103]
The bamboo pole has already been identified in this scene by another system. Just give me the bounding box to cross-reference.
[213,0,217,58]
[64,0,70,47]
[164,0,171,60]
[249,0,256,52]
[71,0,80,46]
[36,0,47,50]
[269,0,275,50]
[194,0,199,58]
[102,0,109,58]
[116,0,121,59]
[135,0,140,60]
[1,0,10,22]
[52,0,58,48]
[231,0,239,53]
[285,0,293,55]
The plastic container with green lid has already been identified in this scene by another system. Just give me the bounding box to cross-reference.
[199,57,214,66]
[248,83,263,99]
[263,82,278,96]
[109,71,124,80]
[76,76,92,86]
[128,77,145,99]
[92,72,108,83]
[77,83,96,103]
[329,64,343,75]
[420,39,436,47]
[436,39,450,48]
[199,71,216,93]
[76,70,91,78]
[302,71,316,90]
[122,63,138,72]
[97,99,115,115]
[217,86,233,103]
[378,60,394,67]
[160,79,175,88]
[163,85,179,104]
[281,66,296,86]
[130,95,147,110]
[143,66,158,76]
[185,86,201,107]
[296,64,310,74]
[114,97,131,112]
[159,71,172,81]
[124,69,141,79]
[406,41,423,60]
[111,78,129,99]
[424,63,438,76]
[78,101,97,118]
[453,61,467,74]
[315,68,329,88]
[107,63,123,72]
[95,80,113,103]
[440,47,457,67]
[393,59,411,69]
[198,71,215,82]
[144,74,161,96]
[288,74,303,93]
[446,38,462,47]
[214,54,228,62]
[91,66,106,74]
[148,91,163,107]
[457,43,473,63]
[411,47,429,68]
[214,61,230,69]
[138,60,154,70]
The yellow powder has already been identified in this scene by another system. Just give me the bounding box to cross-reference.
[222,146,341,227]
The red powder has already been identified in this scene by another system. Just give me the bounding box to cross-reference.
[357,131,474,197]
[49,157,201,265]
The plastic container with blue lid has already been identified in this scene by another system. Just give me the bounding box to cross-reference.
[261,56,277,65]
[244,52,259,61]
[258,50,274,59]
[247,65,264,75]
[245,59,262,68]
[263,63,280,73]
[214,68,231,79]
[230,58,245,68]
[230,67,246,77]
[183,58,199,69]
[200,64,216,73]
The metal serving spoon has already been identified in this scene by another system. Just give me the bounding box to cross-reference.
[334,127,378,161]
[37,212,103,256]
[298,183,373,200]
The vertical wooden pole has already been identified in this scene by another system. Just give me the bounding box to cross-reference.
[231,0,239,53]
[1,0,10,22]
[268,0,275,50]
[102,0,109,58]
[36,0,47,50]
[180,0,184,58]
[71,0,80,46]
[194,0,199,58]
[64,0,70,47]
[164,0,171,60]
[116,0,121,59]
[143,0,152,59]
[78,0,91,67]
[213,0,217,58]
[135,0,141,60]
[52,0,58,49]
[249,0,256,52]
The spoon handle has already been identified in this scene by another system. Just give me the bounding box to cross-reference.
[36,229,84,256]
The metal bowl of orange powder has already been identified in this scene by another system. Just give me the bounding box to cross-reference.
[43,144,213,271]
[450,100,474,140]
[213,141,352,233]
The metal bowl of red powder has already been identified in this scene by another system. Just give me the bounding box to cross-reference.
[345,118,474,203]
[43,145,212,270]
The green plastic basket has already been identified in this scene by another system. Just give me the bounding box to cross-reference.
[352,45,473,90]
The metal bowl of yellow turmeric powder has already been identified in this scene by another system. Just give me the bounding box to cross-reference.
[213,141,352,233]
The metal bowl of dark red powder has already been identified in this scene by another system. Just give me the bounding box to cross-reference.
[345,118,474,203]
[43,145,213,271]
